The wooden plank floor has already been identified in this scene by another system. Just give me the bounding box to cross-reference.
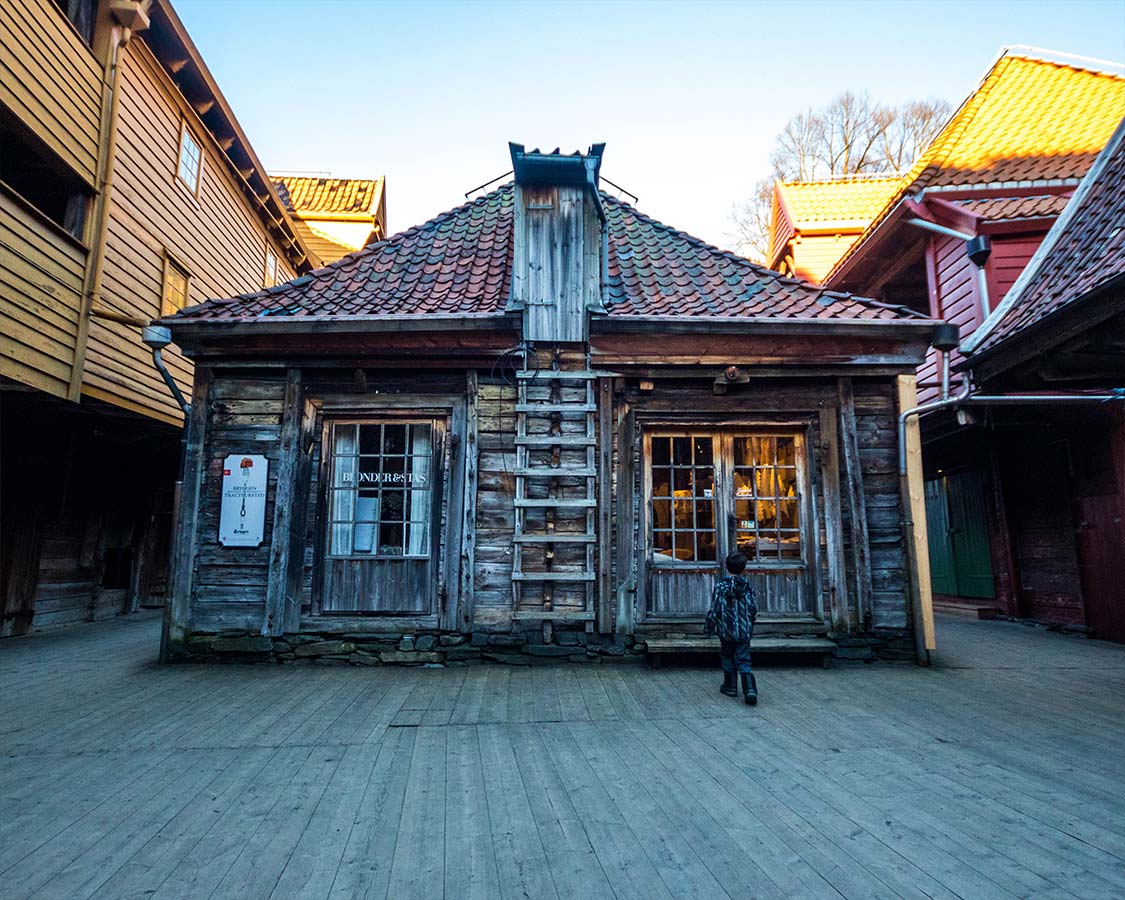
[2,612,1125,899]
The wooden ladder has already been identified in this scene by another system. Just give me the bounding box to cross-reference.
[511,364,599,624]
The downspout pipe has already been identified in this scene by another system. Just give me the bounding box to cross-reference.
[142,327,191,416]
[906,217,992,315]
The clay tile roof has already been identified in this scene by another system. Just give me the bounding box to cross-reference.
[271,175,384,216]
[954,194,1072,222]
[170,183,925,324]
[777,177,901,226]
[825,51,1125,284]
[968,118,1125,357]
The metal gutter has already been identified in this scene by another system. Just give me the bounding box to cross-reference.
[592,314,937,336]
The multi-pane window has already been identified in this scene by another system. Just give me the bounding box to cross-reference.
[162,258,190,315]
[177,125,203,194]
[650,435,717,563]
[328,421,434,558]
[264,247,278,287]
[733,436,801,561]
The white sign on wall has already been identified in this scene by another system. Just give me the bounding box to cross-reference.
[219,454,269,547]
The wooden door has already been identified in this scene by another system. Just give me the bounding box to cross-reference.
[321,419,445,614]
[925,477,958,596]
[642,430,813,620]
[946,469,995,599]
[1075,493,1125,642]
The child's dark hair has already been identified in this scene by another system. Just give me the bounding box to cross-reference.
[725,552,747,574]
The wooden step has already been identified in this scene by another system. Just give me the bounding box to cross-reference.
[643,636,836,669]
[513,498,596,508]
[513,533,595,543]
[512,609,595,621]
[514,468,596,477]
[512,572,595,582]
[515,435,595,447]
[515,404,597,413]
[516,371,598,380]
[933,600,1001,620]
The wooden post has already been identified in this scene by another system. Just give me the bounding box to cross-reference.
[614,403,636,635]
[283,398,317,634]
[162,365,211,657]
[897,375,936,663]
[459,371,479,633]
[837,378,874,631]
[596,378,613,633]
[818,405,850,635]
[264,369,304,636]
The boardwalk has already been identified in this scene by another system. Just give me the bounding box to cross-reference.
[2,613,1125,899]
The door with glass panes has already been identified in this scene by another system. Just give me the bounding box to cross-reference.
[643,430,811,619]
[322,419,444,614]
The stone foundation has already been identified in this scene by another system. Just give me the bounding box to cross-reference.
[170,627,916,665]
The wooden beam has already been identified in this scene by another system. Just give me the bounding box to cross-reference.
[615,405,636,635]
[284,397,317,633]
[163,366,211,656]
[264,369,304,636]
[897,375,936,662]
[596,378,614,633]
[837,378,874,631]
[458,371,479,633]
[818,405,850,635]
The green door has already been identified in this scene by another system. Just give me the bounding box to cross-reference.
[925,478,957,595]
[925,470,995,599]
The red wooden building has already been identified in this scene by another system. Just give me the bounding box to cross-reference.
[810,49,1125,632]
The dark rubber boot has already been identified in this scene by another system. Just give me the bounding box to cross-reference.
[720,670,738,696]
[741,672,758,705]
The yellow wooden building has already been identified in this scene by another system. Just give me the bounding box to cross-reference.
[271,175,387,264]
[0,0,319,633]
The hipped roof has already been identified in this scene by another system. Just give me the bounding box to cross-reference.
[167,184,925,326]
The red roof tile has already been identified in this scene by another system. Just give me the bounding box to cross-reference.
[969,118,1125,356]
[955,194,1072,222]
[171,184,923,324]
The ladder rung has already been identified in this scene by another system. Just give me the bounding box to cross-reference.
[515,435,595,447]
[513,534,596,543]
[516,371,598,380]
[514,468,596,477]
[512,572,596,582]
[514,498,596,508]
[512,610,595,621]
[515,404,596,413]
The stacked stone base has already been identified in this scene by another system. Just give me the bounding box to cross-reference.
[170,627,917,666]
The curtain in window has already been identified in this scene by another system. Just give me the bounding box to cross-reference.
[407,425,431,555]
[331,425,357,554]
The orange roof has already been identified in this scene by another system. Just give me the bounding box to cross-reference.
[776,177,901,226]
[825,50,1125,284]
[272,175,384,217]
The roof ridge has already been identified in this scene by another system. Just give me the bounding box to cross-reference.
[1000,47,1125,80]
[780,174,903,187]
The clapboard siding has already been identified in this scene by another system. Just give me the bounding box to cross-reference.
[790,233,861,285]
[86,42,296,426]
[0,188,85,397]
[472,381,516,617]
[0,0,102,186]
[987,233,1045,305]
[918,234,986,402]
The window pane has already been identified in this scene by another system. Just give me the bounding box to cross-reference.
[777,438,796,468]
[652,437,670,467]
[652,468,671,497]
[329,420,434,558]
[652,499,672,530]
[673,437,691,466]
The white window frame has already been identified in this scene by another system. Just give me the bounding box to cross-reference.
[176,121,203,195]
[264,246,278,288]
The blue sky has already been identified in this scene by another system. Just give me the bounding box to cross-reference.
[177,0,1125,250]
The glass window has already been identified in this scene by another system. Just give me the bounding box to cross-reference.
[162,258,190,315]
[177,126,203,194]
[650,434,716,564]
[54,0,95,45]
[264,247,278,287]
[733,435,801,561]
[328,421,434,558]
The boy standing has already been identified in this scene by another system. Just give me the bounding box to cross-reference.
[704,552,759,704]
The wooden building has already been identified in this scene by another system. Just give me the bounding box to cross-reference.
[767,176,899,284]
[272,175,387,264]
[813,49,1125,629]
[160,143,942,667]
[962,119,1125,641]
[0,0,315,634]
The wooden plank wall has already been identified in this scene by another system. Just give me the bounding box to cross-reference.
[86,41,296,426]
[0,190,86,398]
[189,373,286,633]
[473,379,516,626]
[0,0,102,187]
